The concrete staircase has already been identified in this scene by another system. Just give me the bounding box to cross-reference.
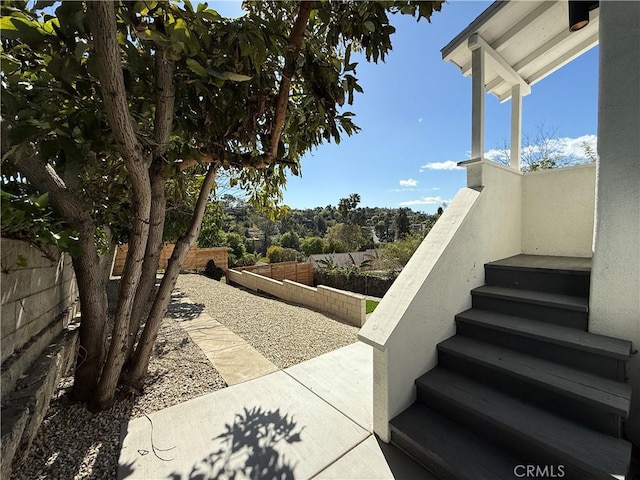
[390,255,634,479]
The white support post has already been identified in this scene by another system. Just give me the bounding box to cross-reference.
[471,45,485,159]
[510,83,522,171]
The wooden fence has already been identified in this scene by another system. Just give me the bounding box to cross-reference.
[112,244,228,276]
[234,261,313,286]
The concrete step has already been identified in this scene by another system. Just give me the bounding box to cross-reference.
[485,254,591,297]
[455,308,631,380]
[437,336,631,436]
[471,285,589,330]
[390,403,522,480]
[416,368,632,479]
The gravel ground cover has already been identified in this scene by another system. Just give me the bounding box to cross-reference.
[11,273,358,479]
[175,273,360,369]
[11,282,226,480]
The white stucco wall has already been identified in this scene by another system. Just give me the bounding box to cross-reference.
[359,160,522,441]
[522,163,596,257]
[590,1,640,447]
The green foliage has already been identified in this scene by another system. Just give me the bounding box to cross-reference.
[317,254,340,271]
[395,208,411,239]
[280,231,300,250]
[338,193,361,223]
[222,232,247,266]
[266,245,305,263]
[366,300,379,314]
[380,233,424,271]
[225,232,246,259]
[0,189,81,257]
[234,252,260,267]
[197,210,226,248]
[300,236,327,256]
[1,0,446,253]
[325,223,372,253]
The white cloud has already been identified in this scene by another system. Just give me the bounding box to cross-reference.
[399,178,419,187]
[418,118,423,123]
[432,187,441,191]
[555,134,597,158]
[388,188,416,192]
[484,134,598,162]
[399,196,444,206]
[484,148,505,162]
[420,161,463,171]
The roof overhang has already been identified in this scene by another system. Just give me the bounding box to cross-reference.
[442,0,599,103]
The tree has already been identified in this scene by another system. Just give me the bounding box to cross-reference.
[380,233,424,271]
[316,216,327,236]
[395,208,411,239]
[338,193,361,223]
[1,0,443,410]
[266,245,305,263]
[280,231,301,250]
[325,223,372,252]
[300,236,327,256]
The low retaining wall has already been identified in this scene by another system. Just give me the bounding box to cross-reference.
[1,238,80,479]
[1,238,79,366]
[228,269,366,327]
[1,325,79,480]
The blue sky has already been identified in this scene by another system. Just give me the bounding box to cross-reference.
[212,1,599,213]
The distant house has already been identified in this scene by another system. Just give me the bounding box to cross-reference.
[247,227,263,239]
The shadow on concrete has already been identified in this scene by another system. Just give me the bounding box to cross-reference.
[169,406,303,480]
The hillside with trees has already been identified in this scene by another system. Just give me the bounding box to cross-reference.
[194,192,444,270]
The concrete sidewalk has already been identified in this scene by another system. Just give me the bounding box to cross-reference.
[177,294,278,385]
[118,342,434,479]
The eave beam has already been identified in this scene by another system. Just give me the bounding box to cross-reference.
[519,32,599,89]
[468,33,531,99]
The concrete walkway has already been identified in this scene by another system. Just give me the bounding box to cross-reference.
[118,341,434,479]
[118,292,433,479]
[177,295,278,385]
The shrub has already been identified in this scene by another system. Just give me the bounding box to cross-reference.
[204,260,225,281]
[225,232,246,259]
[234,253,260,267]
[280,231,301,250]
[267,245,305,263]
[300,236,327,256]
[379,234,424,271]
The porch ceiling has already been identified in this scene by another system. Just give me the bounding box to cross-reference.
[442,0,599,103]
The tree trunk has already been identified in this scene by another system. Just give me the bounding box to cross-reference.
[123,163,219,390]
[88,1,152,411]
[11,152,109,402]
[125,163,166,360]
[70,225,108,401]
[125,46,175,361]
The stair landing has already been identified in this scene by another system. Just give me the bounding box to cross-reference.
[488,254,591,271]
